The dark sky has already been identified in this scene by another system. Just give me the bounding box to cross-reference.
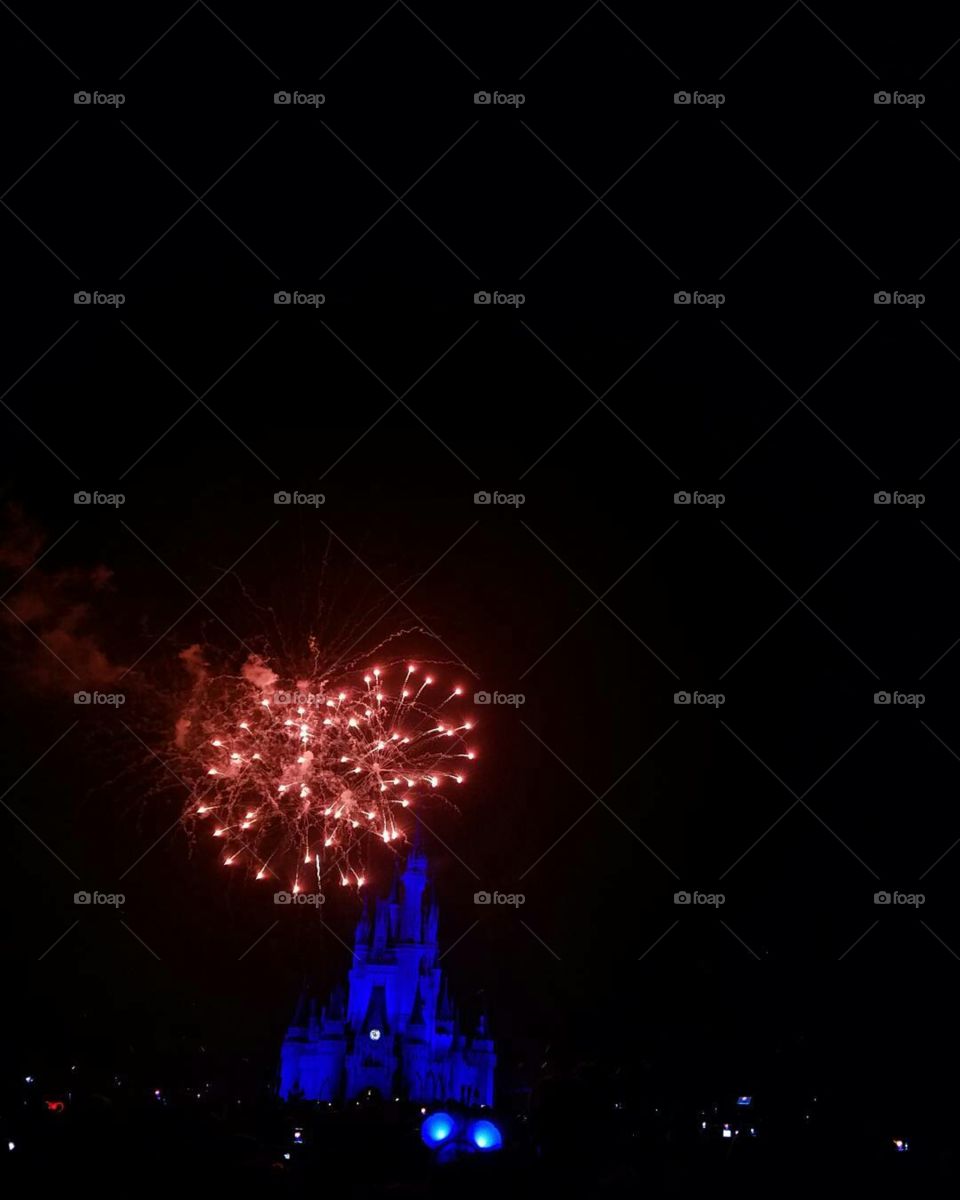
[2,0,960,1110]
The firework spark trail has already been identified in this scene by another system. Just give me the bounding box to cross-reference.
[175,658,476,891]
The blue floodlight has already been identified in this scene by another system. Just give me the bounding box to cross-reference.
[421,1111,457,1147]
[468,1119,503,1151]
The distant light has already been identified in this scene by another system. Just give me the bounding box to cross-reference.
[421,1112,456,1147]
[736,1096,752,1107]
[893,1138,909,1152]
[283,1152,290,1160]
[722,1128,732,1139]
[24,1076,33,1084]
[7,1142,14,1151]
[469,1119,503,1151]
[369,1028,381,1041]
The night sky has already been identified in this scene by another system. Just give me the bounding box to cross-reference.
[2,0,960,1127]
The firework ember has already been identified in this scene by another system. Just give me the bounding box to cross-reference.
[175,658,476,891]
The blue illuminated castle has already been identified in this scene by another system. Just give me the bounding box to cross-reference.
[278,839,495,1106]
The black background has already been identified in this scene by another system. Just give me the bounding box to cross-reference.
[2,0,960,1126]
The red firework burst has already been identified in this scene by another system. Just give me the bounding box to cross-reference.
[175,659,476,890]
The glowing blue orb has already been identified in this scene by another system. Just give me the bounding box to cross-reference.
[469,1119,503,1150]
[421,1112,456,1147]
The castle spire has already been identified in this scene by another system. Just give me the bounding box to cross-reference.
[354,894,372,946]
[406,822,430,870]
[399,829,429,942]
